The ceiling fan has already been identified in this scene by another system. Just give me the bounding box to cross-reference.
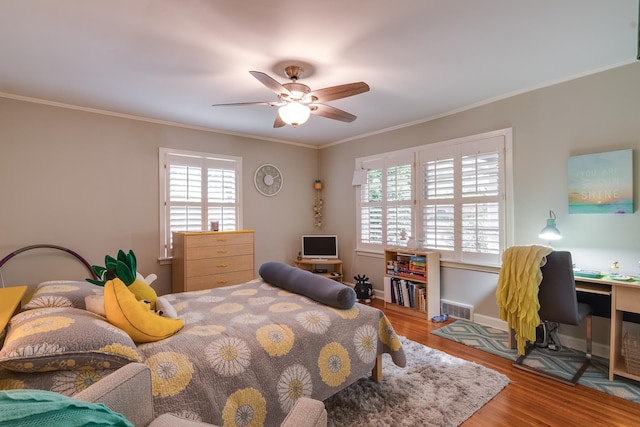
[212,65,370,127]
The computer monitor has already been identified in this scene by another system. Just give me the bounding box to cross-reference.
[301,235,338,259]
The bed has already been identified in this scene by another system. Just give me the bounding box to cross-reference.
[0,259,406,426]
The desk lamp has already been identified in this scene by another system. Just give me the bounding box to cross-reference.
[539,210,562,241]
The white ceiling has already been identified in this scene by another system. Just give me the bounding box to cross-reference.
[0,1,638,147]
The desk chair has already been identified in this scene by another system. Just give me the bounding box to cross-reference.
[513,250,593,386]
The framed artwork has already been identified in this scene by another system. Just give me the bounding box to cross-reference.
[568,149,633,214]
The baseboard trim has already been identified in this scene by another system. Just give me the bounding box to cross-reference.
[473,314,507,330]
[471,314,609,359]
[374,296,611,359]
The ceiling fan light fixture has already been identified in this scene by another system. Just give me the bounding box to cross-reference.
[278,102,310,126]
[213,69,369,128]
[290,90,305,99]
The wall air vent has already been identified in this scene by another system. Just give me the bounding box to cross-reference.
[440,299,473,320]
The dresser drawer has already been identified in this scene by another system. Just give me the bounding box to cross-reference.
[187,254,254,277]
[186,243,253,260]
[186,270,255,291]
[616,286,640,314]
[185,232,254,248]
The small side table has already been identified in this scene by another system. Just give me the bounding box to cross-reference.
[0,285,28,331]
[294,258,343,282]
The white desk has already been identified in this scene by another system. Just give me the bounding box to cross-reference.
[575,276,640,381]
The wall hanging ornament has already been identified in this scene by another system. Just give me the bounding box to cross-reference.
[314,180,323,228]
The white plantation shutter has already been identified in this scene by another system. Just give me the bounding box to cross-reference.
[206,166,238,230]
[160,148,242,258]
[422,154,455,252]
[460,150,500,256]
[356,128,511,267]
[359,168,383,245]
[419,135,506,264]
[169,162,203,233]
[386,163,413,246]
[357,153,414,251]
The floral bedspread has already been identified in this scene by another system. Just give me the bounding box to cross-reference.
[0,278,405,426]
[146,279,406,425]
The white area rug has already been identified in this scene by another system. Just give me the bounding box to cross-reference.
[325,336,510,427]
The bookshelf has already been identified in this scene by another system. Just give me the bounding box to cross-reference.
[383,249,440,320]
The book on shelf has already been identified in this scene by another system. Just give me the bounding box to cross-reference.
[388,278,403,306]
[387,278,426,311]
[409,255,426,274]
[401,281,411,308]
[390,277,397,304]
[395,271,426,280]
[417,286,426,312]
[410,255,426,265]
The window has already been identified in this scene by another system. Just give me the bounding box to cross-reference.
[159,148,242,258]
[356,128,512,266]
[357,152,413,251]
[418,133,508,265]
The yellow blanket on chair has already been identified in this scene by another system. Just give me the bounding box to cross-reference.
[496,245,553,355]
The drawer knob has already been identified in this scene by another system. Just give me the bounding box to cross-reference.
[217,238,228,242]
[217,280,229,285]
[217,263,230,268]
[217,249,228,254]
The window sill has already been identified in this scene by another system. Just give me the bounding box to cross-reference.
[354,249,384,258]
[440,260,500,274]
[158,257,173,266]
[354,249,500,274]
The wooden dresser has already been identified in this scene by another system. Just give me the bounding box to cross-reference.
[171,230,255,292]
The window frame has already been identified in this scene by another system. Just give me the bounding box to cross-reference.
[355,128,513,267]
[159,147,243,260]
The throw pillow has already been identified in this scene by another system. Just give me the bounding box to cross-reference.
[22,281,103,311]
[259,261,357,309]
[0,307,141,373]
[103,279,184,343]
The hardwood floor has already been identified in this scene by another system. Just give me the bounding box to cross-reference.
[372,300,640,427]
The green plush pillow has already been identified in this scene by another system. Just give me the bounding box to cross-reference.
[0,307,141,373]
[0,389,133,427]
[22,281,103,311]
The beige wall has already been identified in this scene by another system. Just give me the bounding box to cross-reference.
[3,61,640,346]
[0,97,319,295]
[320,61,640,344]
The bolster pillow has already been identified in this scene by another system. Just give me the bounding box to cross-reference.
[259,262,356,309]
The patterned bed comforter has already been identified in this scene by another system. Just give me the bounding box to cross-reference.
[0,278,406,426]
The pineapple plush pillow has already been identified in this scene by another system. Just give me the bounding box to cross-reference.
[87,250,158,309]
[87,249,183,343]
[103,279,184,343]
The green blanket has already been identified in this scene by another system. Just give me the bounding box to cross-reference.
[0,389,133,427]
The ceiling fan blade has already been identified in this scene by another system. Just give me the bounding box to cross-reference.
[310,104,357,122]
[211,101,279,107]
[309,82,369,102]
[273,114,286,128]
[249,71,291,97]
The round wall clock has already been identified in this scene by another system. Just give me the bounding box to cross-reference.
[254,164,283,196]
